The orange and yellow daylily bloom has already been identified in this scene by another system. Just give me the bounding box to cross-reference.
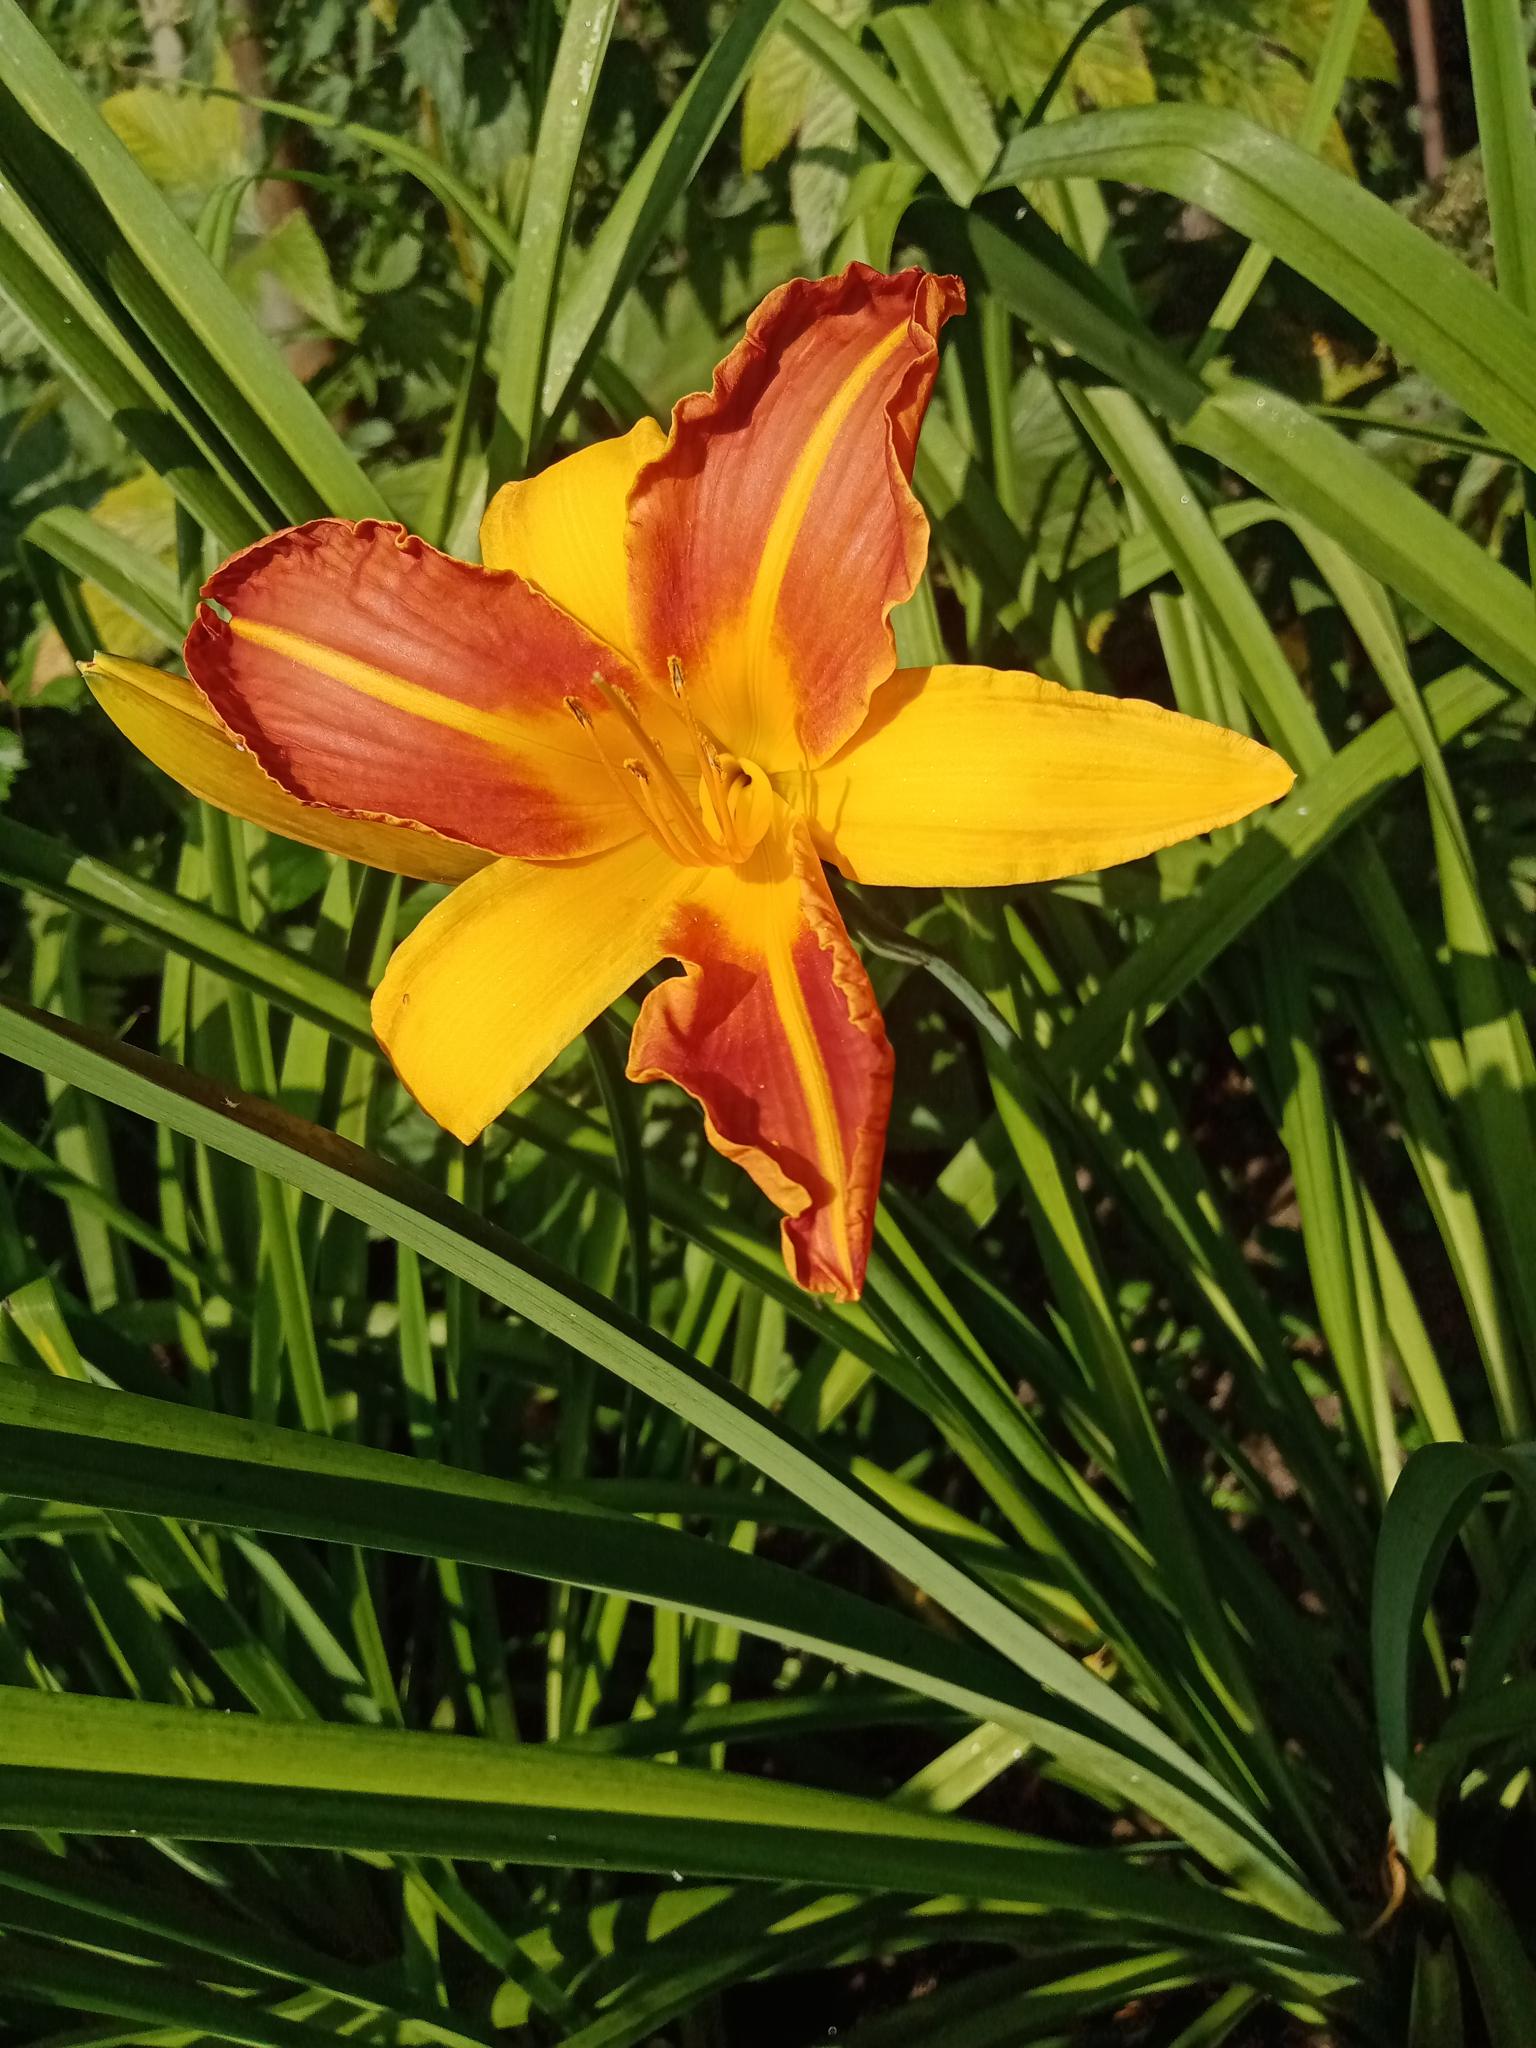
[86,265,1293,1301]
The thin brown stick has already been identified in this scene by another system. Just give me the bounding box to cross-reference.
[1405,0,1446,182]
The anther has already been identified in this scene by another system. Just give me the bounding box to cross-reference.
[563,694,591,728]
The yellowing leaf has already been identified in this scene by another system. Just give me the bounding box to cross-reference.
[84,475,178,661]
[100,56,246,199]
[740,0,866,174]
[934,0,1155,114]
[741,31,817,173]
[1279,0,1400,83]
[29,473,181,689]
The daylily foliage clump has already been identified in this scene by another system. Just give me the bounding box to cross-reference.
[89,265,1291,1297]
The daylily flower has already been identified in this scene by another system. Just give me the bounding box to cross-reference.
[86,264,1292,1301]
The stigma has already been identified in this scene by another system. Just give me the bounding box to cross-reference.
[564,663,773,868]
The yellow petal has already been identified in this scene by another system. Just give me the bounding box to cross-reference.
[479,419,665,664]
[372,838,694,1143]
[802,665,1295,886]
[85,655,491,885]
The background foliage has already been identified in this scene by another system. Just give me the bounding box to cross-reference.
[3,0,1536,2041]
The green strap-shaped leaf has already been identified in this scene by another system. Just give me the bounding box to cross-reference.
[0,0,386,525]
[1055,666,1506,1081]
[987,104,1536,470]
[0,1364,1116,1753]
[1371,1441,1536,1884]
[0,993,1331,1928]
[961,211,1536,705]
[494,0,620,474]
[541,0,788,438]
[0,1684,1349,1967]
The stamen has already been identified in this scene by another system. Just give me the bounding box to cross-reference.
[566,690,687,856]
[623,759,701,867]
[588,667,728,866]
[667,654,743,858]
[567,664,755,868]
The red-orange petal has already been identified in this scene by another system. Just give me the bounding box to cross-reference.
[629,809,892,1300]
[626,264,964,774]
[185,519,646,860]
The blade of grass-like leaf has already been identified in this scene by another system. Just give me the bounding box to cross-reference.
[0,997,1333,1924]
[952,897,1338,1888]
[23,511,182,646]
[1362,1191,1464,1448]
[0,1115,210,1291]
[493,0,619,476]
[1165,1987,1264,2048]
[0,1687,1351,1966]
[0,1842,493,2048]
[0,0,385,522]
[1446,1866,1536,2048]
[1463,0,1536,320]
[987,105,1536,469]
[1258,914,1396,1497]
[868,8,999,192]
[540,0,787,436]
[0,214,262,548]
[1408,1933,1466,2048]
[1372,1443,1536,1879]
[584,1017,651,1323]
[1191,0,1368,366]
[958,211,1536,702]
[559,1690,959,1759]
[1346,981,1522,1454]
[425,279,498,552]
[0,1933,367,2048]
[26,913,128,1314]
[1054,665,1505,1081]
[781,0,983,204]
[1464,0,1536,593]
[152,838,218,1389]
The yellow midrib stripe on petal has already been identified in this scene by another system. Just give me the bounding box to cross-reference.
[762,885,853,1278]
[741,323,908,707]
[229,618,535,754]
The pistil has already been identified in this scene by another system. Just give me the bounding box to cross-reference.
[668,656,773,864]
